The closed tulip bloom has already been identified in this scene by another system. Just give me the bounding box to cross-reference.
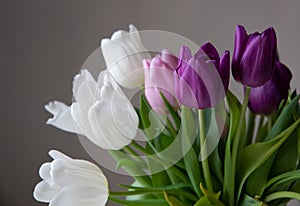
[201,42,230,92]
[248,61,292,115]
[101,24,151,88]
[143,50,179,112]
[33,150,108,206]
[174,45,228,109]
[45,69,139,150]
[232,25,277,87]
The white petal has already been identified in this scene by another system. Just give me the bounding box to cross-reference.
[111,30,128,40]
[101,25,150,88]
[76,81,100,108]
[72,69,97,103]
[50,159,108,190]
[50,186,108,206]
[39,162,51,182]
[70,103,99,144]
[46,106,78,134]
[88,100,135,150]
[49,150,72,161]
[33,181,59,203]
[45,101,68,116]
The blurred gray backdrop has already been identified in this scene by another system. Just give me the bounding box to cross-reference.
[1,0,300,205]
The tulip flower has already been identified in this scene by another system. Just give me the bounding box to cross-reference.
[174,44,229,109]
[143,50,179,112]
[248,61,292,115]
[232,25,277,87]
[101,24,151,88]
[45,69,139,150]
[33,150,108,206]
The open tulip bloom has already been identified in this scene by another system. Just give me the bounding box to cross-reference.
[35,24,300,206]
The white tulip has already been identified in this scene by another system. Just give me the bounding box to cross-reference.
[45,69,139,150]
[101,24,151,88]
[33,150,108,206]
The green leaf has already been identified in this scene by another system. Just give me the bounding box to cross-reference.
[265,170,300,193]
[140,94,166,140]
[270,129,298,177]
[223,91,242,205]
[119,182,192,191]
[182,106,203,197]
[108,150,152,187]
[193,184,225,206]
[109,196,169,206]
[164,191,186,206]
[265,95,300,141]
[236,119,300,201]
[160,92,181,130]
[239,194,266,206]
[264,191,300,203]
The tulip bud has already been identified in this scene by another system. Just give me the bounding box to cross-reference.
[101,24,151,88]
[232,25,277,87]
[201,42,230,92]
[143,50,179,112]
[174,44,229,109]
[33,150,108,206]
[248,61,292,115]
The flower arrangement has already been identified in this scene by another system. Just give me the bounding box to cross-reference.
[33,24,300,206]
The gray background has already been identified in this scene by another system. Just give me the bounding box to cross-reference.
[1,0,300,205]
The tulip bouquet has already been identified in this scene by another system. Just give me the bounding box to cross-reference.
[33,24,300,206]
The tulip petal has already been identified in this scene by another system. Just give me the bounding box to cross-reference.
[88,100,136,150]
[50,186,108,206]
[70,102,98,143]
[72,69,95,101]
[39,162,51,182]
[50,159,107,190]
[46,103,78,134]
[232,25,248,81]
[219,50,230,91]
[45,101,68,116]
[33,181,59,203]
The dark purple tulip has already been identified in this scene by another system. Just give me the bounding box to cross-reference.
[201,42,230,92]
[232,25,277,87]
[248,61,292,115]
[174,44,230,109]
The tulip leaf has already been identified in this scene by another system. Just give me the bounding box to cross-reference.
[239,194,265,206]
[109,196,169,206]
[265,170,300,193]
[160,92,181,130]
[223,91,242,205]
[163,191,186,206]
[119,182,192,191]
[264,94,300,141]
[193,184,225,206]
[181,106,203,197]
[236,119,300,202]
[108,150,152,187]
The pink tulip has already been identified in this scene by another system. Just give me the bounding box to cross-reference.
[143,50,179,112]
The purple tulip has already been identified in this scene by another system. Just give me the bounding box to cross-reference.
[143,50,179,112]
[174,44,229,109]
[248,61,292,115]
[232,25,277,87]
[201,42,230,92]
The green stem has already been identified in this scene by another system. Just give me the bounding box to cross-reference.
[123,145,143,162]
[268,116,272,132]
[166,118,177,137]
[255,115,265,142]
[198,109,214,192]
[131,140,189,182]
[246,111,256,145]
[230,87,251,205]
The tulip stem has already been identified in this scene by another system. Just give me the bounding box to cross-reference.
[268,116,272,132]
[230,87,251,205]
[198,109,214,192]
